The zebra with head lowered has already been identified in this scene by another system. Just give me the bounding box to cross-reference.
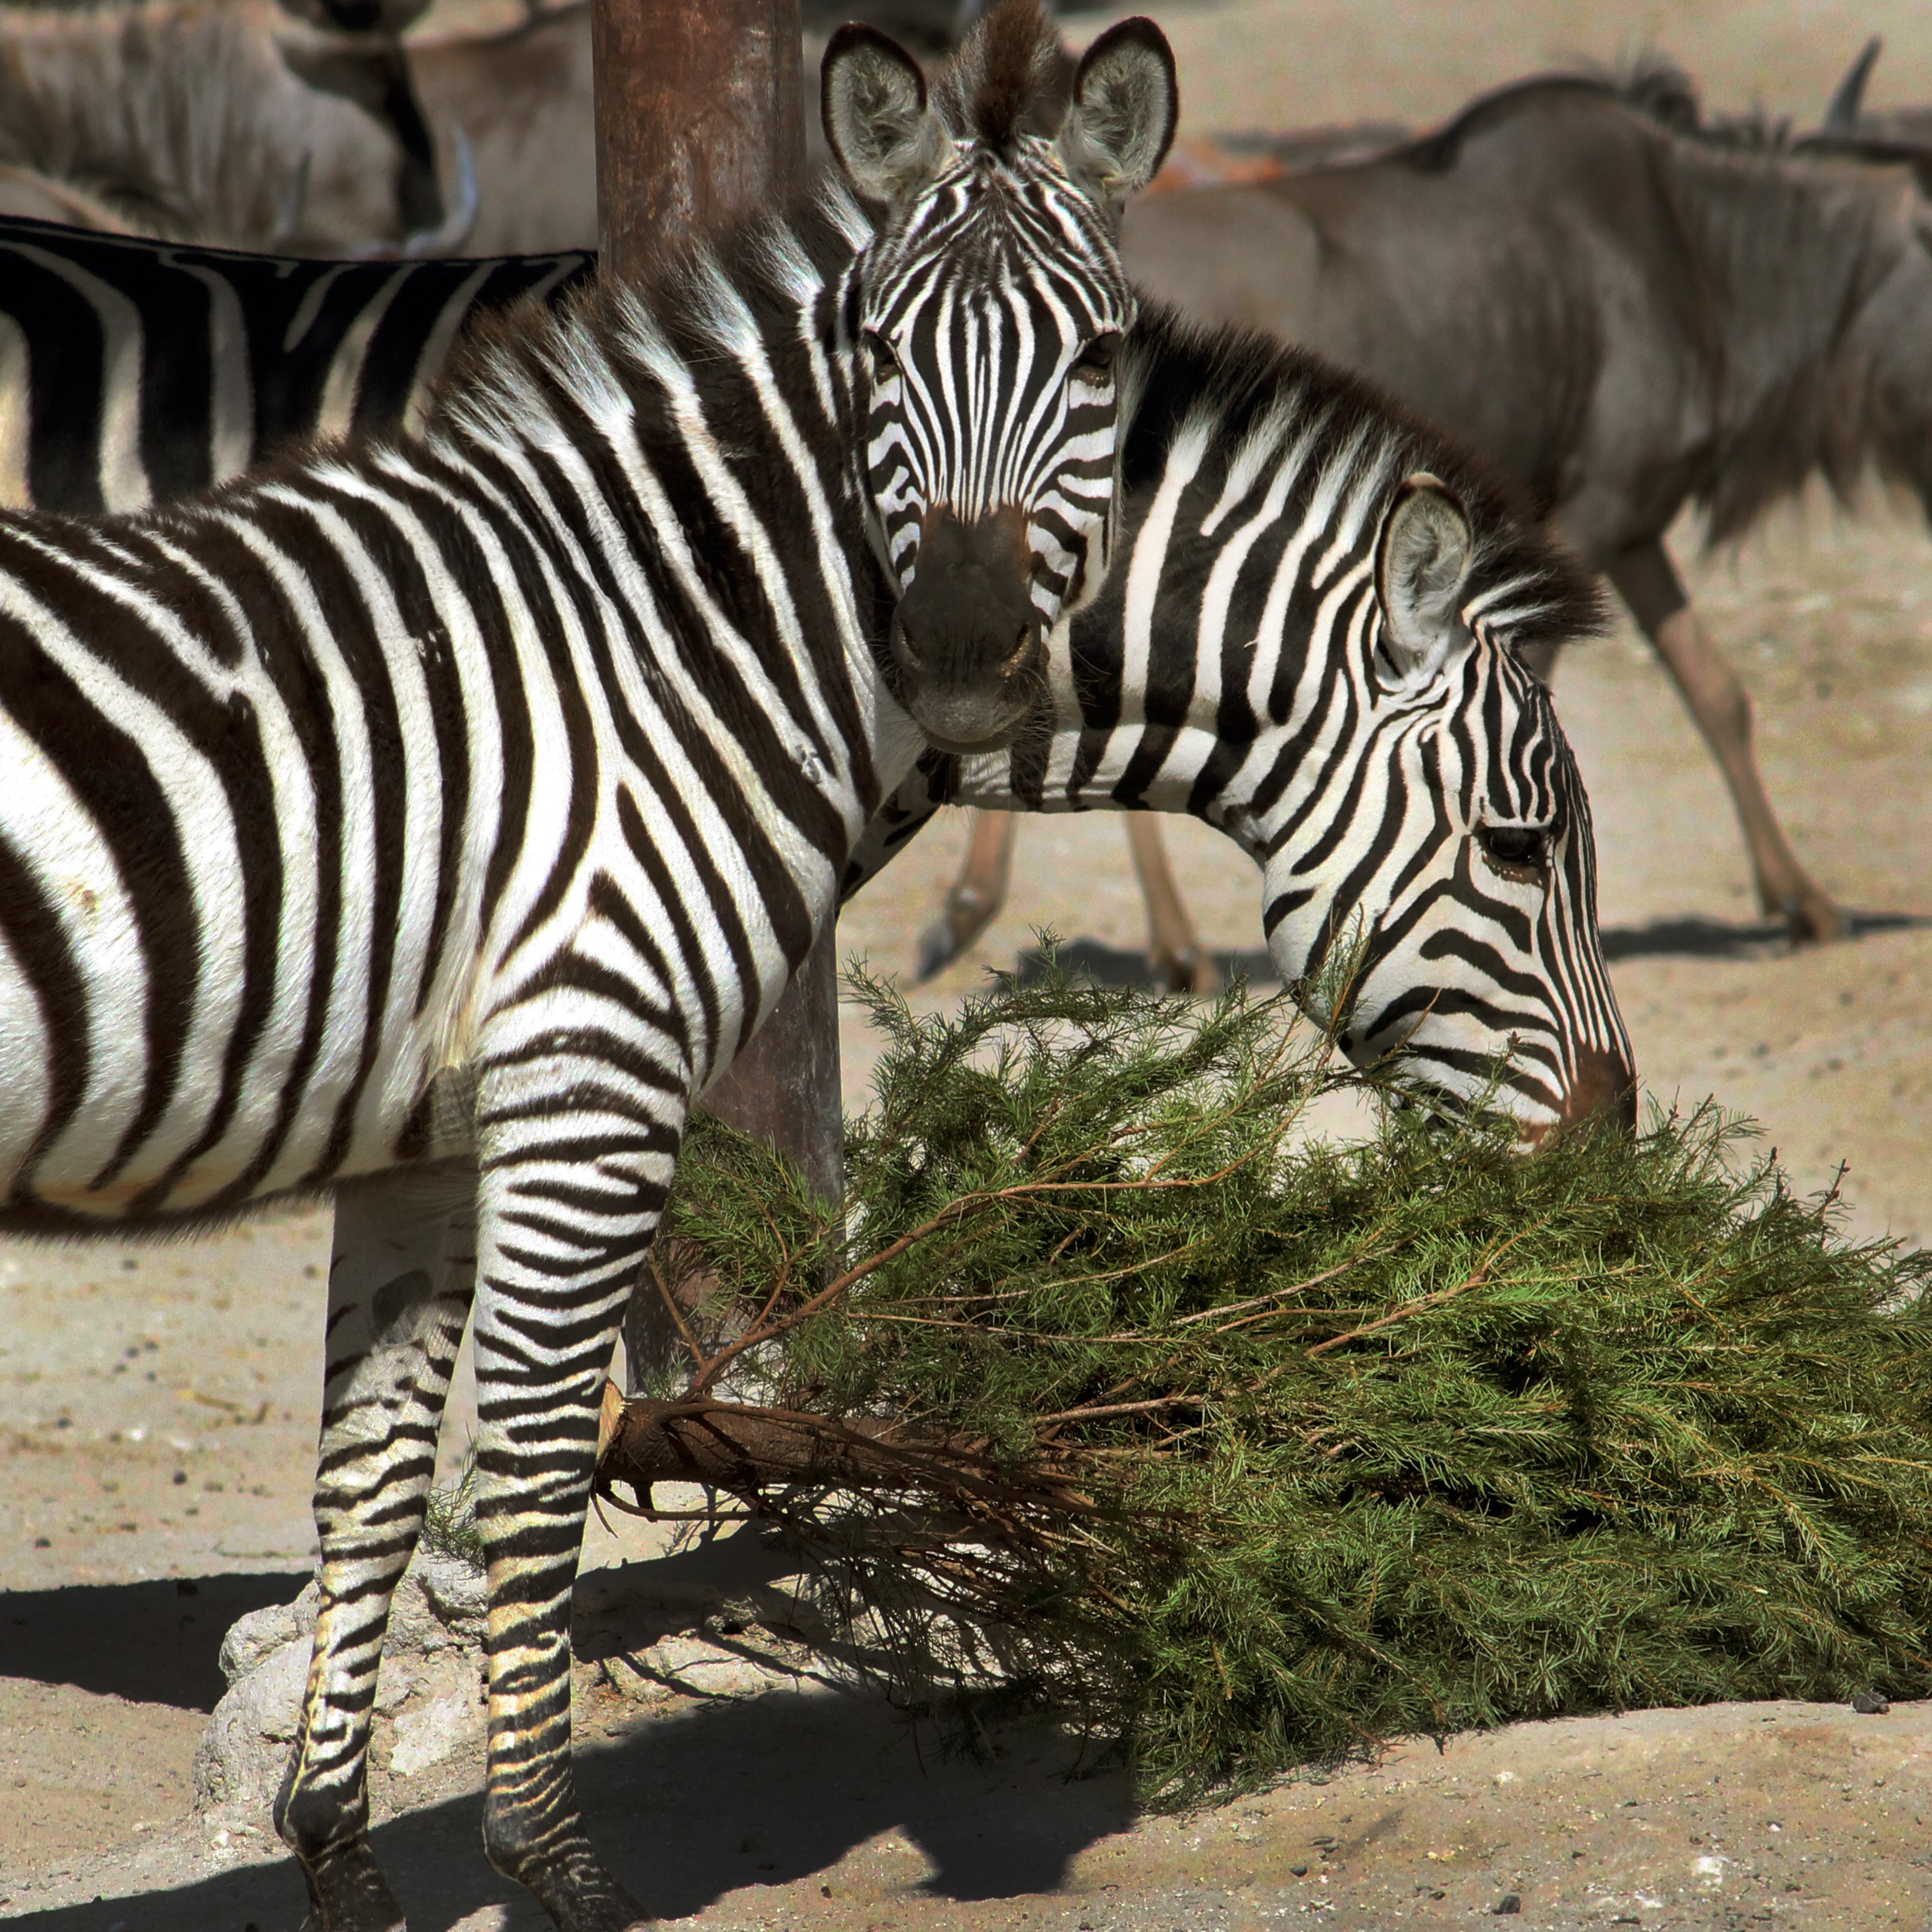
[0,6,1178,1925]
[853,314,1637,1137]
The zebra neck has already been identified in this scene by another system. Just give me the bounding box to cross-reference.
[428,199,914,817]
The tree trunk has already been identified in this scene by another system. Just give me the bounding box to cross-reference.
[592,0,843,1396]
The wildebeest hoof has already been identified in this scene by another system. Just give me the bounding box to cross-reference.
[1152,946,1220,996]
[1780,890,1846,946]
[915,915,964,981]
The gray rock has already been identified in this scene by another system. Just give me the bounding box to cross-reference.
[197,1552,489,1820]
[388,1551,488,1656]
[216,1579,319,1687]
[387,1687,484,1777]
[192,1637,309,1814]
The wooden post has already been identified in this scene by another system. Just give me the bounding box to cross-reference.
[592,0,805,286]
[592,0,844,1390]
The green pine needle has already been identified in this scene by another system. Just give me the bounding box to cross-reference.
[648,955,1932,1804]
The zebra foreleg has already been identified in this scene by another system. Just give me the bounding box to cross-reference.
[276,1162,480,1932]
[468,1138,669,1932]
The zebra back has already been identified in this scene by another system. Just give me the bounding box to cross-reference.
[0,214,593,515]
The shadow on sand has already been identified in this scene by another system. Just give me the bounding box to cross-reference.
[1597,910,1929,961]
[0,1571,309,1712]
[1014,912,1930,990]
[8,1688,1134,1931]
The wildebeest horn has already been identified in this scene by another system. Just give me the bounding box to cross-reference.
[1823,36,1881,135]
[271,152,313,245]
[351,128,478,260]
[401,128,478,257]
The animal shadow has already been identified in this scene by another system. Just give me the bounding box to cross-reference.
[1598,909,1929,961]
[0,1571,308,1712]
[6,1688,1135,1931]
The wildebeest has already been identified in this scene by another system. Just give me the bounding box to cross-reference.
[405,0,596,252]
[924,57,1932,981]
[0,0,467,251]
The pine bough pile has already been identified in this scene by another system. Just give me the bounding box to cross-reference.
[595,964,1932,1801]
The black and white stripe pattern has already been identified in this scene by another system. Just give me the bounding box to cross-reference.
[856,152,1132,623]
[851,312,1636,1134]
[0,212,592,514]
[0,8,1175,1925]
[0,213,1630,1136]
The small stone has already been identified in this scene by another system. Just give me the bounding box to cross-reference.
[1850,1690,1890,1715]
[1290,1864,1309,1878]
[1494,1894,1522,1915]
[217,1583,319,1686]
[388,1690,481,1777]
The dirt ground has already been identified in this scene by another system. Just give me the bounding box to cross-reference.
[5,0,1932,1924]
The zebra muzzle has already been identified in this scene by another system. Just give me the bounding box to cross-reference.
[1533,1044,1639,1144]
[892,505,1044,753]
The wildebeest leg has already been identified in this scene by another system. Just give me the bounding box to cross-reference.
[276,1163,478,1932]
[1605,537,1844,944]
[1124,814,1218,993]
[916,807,1017,979]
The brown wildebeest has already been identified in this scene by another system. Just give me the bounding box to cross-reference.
[404,0,596,253]
[0,0,469,251]
[924,60,1930,984]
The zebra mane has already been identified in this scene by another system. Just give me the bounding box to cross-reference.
[932,0,1069,155]
[1121,300,1607,651]
[425,183,871,475]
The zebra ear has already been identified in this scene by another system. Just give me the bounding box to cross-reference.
[822,24,957,207]
[1374,474,1474,688]
[1057,18,1179,218]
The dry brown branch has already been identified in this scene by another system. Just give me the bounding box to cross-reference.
[592,1385,1100,1521]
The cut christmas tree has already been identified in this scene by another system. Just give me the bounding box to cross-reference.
[595,960,1932,1803]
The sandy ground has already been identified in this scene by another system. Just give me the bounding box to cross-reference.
[5,0,1932,1922]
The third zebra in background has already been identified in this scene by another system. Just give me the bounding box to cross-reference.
[0,217,592,514]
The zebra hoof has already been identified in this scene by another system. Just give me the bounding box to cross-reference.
[1152,947,1220,996]
[488,1829,648,1931]
[293,1838,407,1932]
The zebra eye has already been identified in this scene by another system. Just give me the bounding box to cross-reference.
[863,330,900,381]
[1071,331,1121,387]
[1477,824,1548,877]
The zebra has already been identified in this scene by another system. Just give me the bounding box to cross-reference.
[846,312,1638,1136]
[0,214,592,515]
[0,5,1179,1926]
[0,202,1636,1147]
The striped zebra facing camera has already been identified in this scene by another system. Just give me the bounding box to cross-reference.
[0,3,1176,1927]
